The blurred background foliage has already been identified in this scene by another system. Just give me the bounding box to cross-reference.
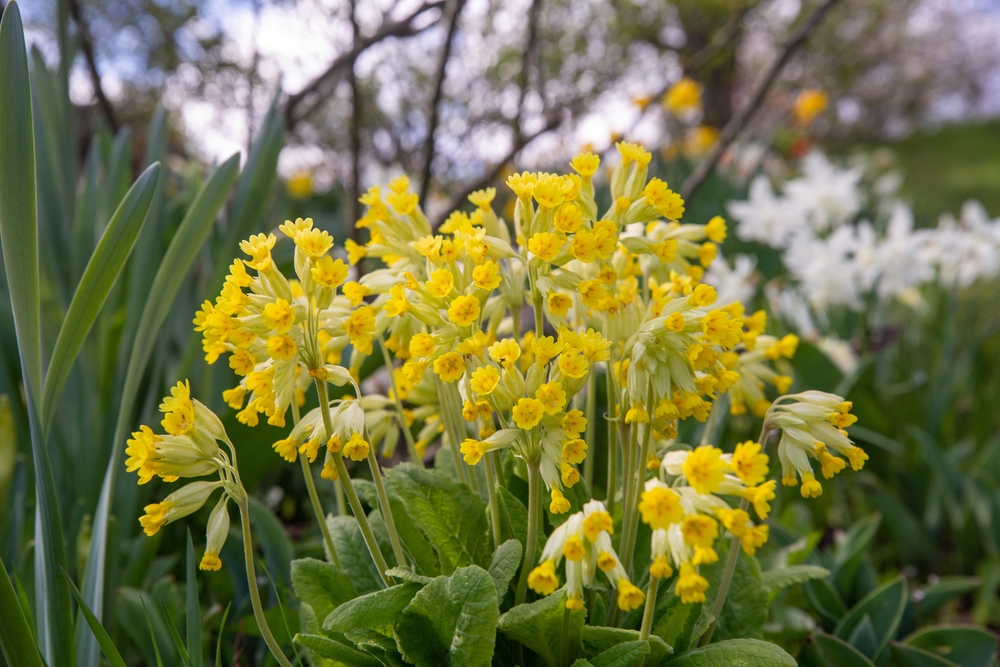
[2,0,1000,664]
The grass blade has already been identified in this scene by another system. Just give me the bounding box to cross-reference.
[77,154,240,667]
[40,162,161,435]
[214,602,231,667]
[61,567,127,667]
[0,559,45,667]
[186,531,202,667]
[141,598,166,667]
[160,602,190,667]
[0,0,43,398]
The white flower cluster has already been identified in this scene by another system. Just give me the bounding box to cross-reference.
[719,151,1000,313]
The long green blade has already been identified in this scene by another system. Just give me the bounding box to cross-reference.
[1,5,75,667]
[186,530,202,667]
[77,154,240,667]
[0,559,46,667]
[40,162,161,434]
[61,568,127,667]
[0,0,42,399]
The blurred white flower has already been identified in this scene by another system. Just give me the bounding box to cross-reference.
[727,174,804,247]
[703,253,757,306]
[783,152,864,234]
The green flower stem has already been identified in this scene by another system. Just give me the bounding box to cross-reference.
[365,444,408,569]
[698,497,748,647]
[483,450,503,550]
[639,574,660,640]
[514,460,541,606]
[436,377,470,485]
[620,384,656,578]
[237,496,295,667]
[314,378,392,587]
[533,297,544,338]
[583,370,597,491]
[560,603,572,666]
[605,360,618,519]
[291,400,340,568]
[378,338,424,467]
[489,450,507,489]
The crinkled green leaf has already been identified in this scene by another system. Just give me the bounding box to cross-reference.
[345,628,409,667]
[323,582,422,635]
[498,486,542,564]
[291,558,359,622]
[487,539,522,599]
[395,565,498,667]
[326,515,386,595]
[386,464,491,574]
[384,568,433,585]
[581,626,671,664]
[588,639,648,667]
[760,565,830,593]
[700,542,768,641]
[293,633,381,667]
[667,638,796,667]
[498,589,584,667]
[651,587,701,653]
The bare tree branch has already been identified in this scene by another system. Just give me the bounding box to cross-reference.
[283,1,446,130]
[680,0,841,201]
[418,0,467,204]
[67,0,118,132]
[514,0,544,142]
[349,0,362,256]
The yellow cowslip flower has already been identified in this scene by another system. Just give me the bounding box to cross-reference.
[342,433,370,462]
[578,280,607,309]
[200,497,230,571]
[548,293,573,317]
[638,483,684,530]
[583,510,613,542]
[650,556,673,579]
[699,242,717,268]
[561,438,587,465]
[448,295,480,326]
[554,203,584,233]
[705,215,727,243]
[676,562,709,604]
[383,284,410,317]
[342,281,368,306]
[311,256,348,288]
[617,580,646,611]
[765,333,799,360]
[286,173,313,200]
[408,333,437,358]
[507,171,537,200]
[346,306,376,354]
[549,488,571,514]
[240,233,276,270]
[664,77,702,114]
[273,438,298,462]
[512,397,545,430]
[528,560,559,595]
[561,410,587,438]
[426,269,455,298]
[793,89,829,127]
[263,299,295,333]
[701,309,743,349]
[730,441,769,486]
[681,446,727,495]
[472,260,502,290]
[294,228,333,258]
[433,352,465,383]
[570,230,599,263]
[470,365,500,394]
[460,438,488,465]
[535,382,567,414]
[533,174,567,209]
[561,462,580,487]
[741,480,776,520]
[267,335,297,361]
[528,232,562,262]
[489,338,521,368]
[688,284,717,307]
[557,350,589,379]
[468,187,496,210]
[570,152,600,179]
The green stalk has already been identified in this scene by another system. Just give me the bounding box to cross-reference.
[364,443,408,569]
[514,460,541,606]
[379,338,424,467]
[436,377,470,484]
[639,574,660,640]
[292,400,340,568]
[583,370,597,491]
[560,603,572,666]
[533,297,544,337]
[620,384,656,578]
[605,360,618,518]
[314,378,391,586]
[484,451,503,550]
[238,496,294,667]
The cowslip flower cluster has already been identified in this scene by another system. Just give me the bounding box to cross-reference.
[124,380,240,571]
[766,391,866,497]
[639,441,774,604]
[527,500,645,611]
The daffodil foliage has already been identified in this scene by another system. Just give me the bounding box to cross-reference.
[122,142,871,666]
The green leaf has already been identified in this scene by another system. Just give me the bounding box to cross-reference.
[846,615,878,658]
[79,151,240,667]
[0,558,45,667]
[917,578,981,621]
[247,496,294,592]
[40,162,159,434]
[651,588,701,654]
[159,603,190,666]
[833,576,907,660]
[805,578,847,626]
[293,633,382,667]
[386,464,492,574]
[760,565,830,593]
[831,514,881,575]
[801,632,876,667]
[327,515,387,595]
[588,640,648,667]
[581,626,671,664]
[488,539,522,599]
[701,541,768,641]
[323,582,422,635]
[365,478,441,576]
[290,557,358,622]
[346,628,409,667]
[141,599,166,667]
[185,532,202,667]
[214,603,230,667]
[384,568,433,585]
[498,589,584,667]
[891,642,962,667]
[903,625,998,667]
[395,565,499,667]
[666,638,796,666]
[498,486,541,564]
[0,0,43,398]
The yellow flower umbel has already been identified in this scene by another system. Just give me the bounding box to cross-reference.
[793,89,829,127]
[766,390,865,497]
[528,501,643,611]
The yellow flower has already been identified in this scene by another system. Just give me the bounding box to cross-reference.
[570,230,598,263]
[554,203,584,233]
[705,215,727,243]
[563,534,586,561]
[343,433,370,461]
[472,260,502,290]
[688,284,717,307]
[765,334,799,360]
[433,352,465,383]
[408,333,437,358]
[650,556,673,579]
[664,77,702,114]
[426,269,455,298]
[800,472,823,498]
[199,552,222,571]
[699,242,717,267]
[665,312,686,333]
[125,425,162,485]
[730,441,769,486]
[139,502,172,536]
[561,410,587,437]
[468,187,496,210]
[793,89,829,127]
[681,514,719,549]
[342,281,368,306]
[578,279,607,309]
[652,239,679,264]
[557,350,589,379]
[383,284,410,317]
[460,438,487,465]
[570,152,600,178]
[533,174,566,209]
[488,338,521,368]
[512,397,545,429]
[345,239,367,265]
[267,335,297,361]
[638,485,683,530]
[682,446,727,495]
[448,295,481,326]
[675,562,709,604]
[470,366,501,394]
[507,171,537,200]
[312,256,349,288]
[240,233,276,270]
[294,228,334,257]
[548,293,573,317]
[562,439,588,465]
[528,232,562,262]
[535,381,567,414]
[346,306,376,354]
[528,559,559,595]
[273,438,299,462]
[549,487,571,514]
[561,463,580,487]
[583,511,613,542]
[286,173,313,200]
[616,579,645,611]
[263,298,295,333]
